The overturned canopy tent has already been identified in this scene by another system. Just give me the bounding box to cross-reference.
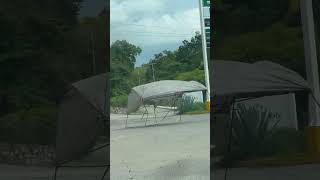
[127,80,207,114]
[55,73,108,165]
[211,60,311,100]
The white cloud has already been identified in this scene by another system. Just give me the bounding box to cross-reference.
[110,0,201,65]
[111,0,165,24]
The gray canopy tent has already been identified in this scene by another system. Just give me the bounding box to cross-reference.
[211,60,311,99]
[126,80,207,127]
[210,60,320,179]
[54,73,109,180]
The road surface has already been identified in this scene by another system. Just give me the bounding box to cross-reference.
[213,164,320,180]
[110,111,210,180]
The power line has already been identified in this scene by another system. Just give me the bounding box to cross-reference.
[111,32,193,38]
[111,30,195,36]
[111,22,200,31]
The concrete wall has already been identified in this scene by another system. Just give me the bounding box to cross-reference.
[184,91,204,103]
[235,93,298,130]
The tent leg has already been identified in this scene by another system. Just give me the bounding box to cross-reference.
[100,166,109,180]
[125,114,128,128]
[154,105,157,124]
[173,96,181,122]
[161,97,176,121]
[224,100,236,180]
[141,111,145,121]
[145,109,149,126]
[161,109,170,121]
[53,166,59,180]
[143,105,148,126]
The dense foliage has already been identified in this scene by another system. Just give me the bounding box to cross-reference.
[110,40,141,97]
[145,32,204,84]
[0,1,107,145]
[110,32,206,102]
[213,0,320,129]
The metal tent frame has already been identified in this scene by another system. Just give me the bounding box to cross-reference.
[53,75,110,180]
[125,93,183,128]
[53,114,110,180]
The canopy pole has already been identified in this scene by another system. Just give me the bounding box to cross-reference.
[53,166,59,180]
[154,105,157,124]
[160,95,178,122]
[174,95,182,122]
[125,113,128,128]
[143,104,148,126]
[224,99,236,180]
[301,0,320,127]
[301,0,320,154]
[100,166,109,180]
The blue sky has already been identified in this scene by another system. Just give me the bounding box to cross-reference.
[110,0,201,67]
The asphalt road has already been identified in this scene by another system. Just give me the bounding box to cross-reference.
[2,108,320,180]
[110,111,210,180]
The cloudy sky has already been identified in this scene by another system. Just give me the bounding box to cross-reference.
[110,0,201,66]
[79,0,107,17]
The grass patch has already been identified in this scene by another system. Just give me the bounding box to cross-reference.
[185,110,209,115]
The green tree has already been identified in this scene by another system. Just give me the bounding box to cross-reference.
[110,40,142,96]
[144,32,204,83]
[175,69,205,85]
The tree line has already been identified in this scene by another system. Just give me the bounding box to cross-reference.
[0,0,108,145]
[110,32,206,107]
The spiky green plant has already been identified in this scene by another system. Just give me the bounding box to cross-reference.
[177,96,196,114]
[225,103,281,162]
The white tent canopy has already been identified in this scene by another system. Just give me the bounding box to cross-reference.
[127,80,207,114]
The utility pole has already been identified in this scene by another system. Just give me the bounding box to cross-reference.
[199,0,211,103]
[138,69,141,85]
[150,63,156,82]
[90,31,96,75]
[300,0,320,154]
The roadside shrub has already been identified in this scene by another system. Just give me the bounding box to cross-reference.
[222,104,306,168]
[193,102,205,111]
[111,95,128,108]
[177,96,195,114]
[224,104,280,163]
[0,106,57,145]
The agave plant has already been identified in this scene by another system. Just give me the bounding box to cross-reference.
[177,96,196,114]
[226,103,281,161]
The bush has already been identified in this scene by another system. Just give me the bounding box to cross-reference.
[222,104,305,166]
[0,106,57,145]
[193,102,205,111]
[225,104,280,162]
[177,96,195,114]
[111,95,128,108]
